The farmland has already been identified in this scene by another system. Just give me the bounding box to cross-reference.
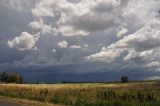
[0,82,160,106]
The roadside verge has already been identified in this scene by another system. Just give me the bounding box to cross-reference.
[0,96,64,106]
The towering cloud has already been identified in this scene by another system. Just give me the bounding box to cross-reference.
[8,32,39,51]
[29,0,130,36]
[57,40,68,48]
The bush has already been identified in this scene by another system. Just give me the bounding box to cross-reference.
[0,72,23,83]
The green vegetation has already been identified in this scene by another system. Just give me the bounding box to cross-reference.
[0,72,23,83]
[0,82,160,106]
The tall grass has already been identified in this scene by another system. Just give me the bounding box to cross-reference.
[0,82,160,106]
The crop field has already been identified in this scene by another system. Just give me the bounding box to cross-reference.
[0,82,160,106]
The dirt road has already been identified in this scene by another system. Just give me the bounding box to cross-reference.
[0,100,31,106]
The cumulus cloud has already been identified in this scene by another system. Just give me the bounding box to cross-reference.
[32,0,54,17]
[29,0,130,36]
[108,19,160,51]
[86,47,123,63]
[29,19,54,34]
[29,0,160,37]
[86,18,160,71]
[8,32,39,51]
[57,40,68,48]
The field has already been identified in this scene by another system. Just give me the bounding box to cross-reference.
[0,82,160,106]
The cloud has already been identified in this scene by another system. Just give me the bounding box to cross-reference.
[86,47,123,63]
[1,0,160,81]
[8,32,39,51]
[108,19,160,51]
[117,27,128,37]
[57,40,68,48]
[29,0,131,36]
[0,0,35,11]
[123,50,153,61]
[29,19,54,34]
[146,61,160,68]
[69,45,81,49]
[52,49,56,53]
[86,18,160,71]
[31,0,54,17]
[29,0,160,37]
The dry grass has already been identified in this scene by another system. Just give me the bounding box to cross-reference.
[0,82,160,106]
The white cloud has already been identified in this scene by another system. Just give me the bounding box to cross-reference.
[8,32,39,51]
[146,61,160,68]
[31,0,54,17]
[69,45,81,49]
[109,19,160,51]
[30,0,160,37]
[86,17,160,70]
[123,50,153,61]
[117,27,128,37]
[57,40,68,48]
[29,0,130,36]
[86,47,123,63]
[29,19,53,34]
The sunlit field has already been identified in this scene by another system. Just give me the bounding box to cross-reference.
[0,82,160,106]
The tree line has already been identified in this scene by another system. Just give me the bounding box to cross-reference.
[0,71,129,84]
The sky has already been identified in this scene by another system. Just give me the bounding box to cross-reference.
[0,0,160,82]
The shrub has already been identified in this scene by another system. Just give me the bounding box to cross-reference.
[0,72,23,83]
[121,76,128,83]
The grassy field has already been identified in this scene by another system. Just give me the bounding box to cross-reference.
[0,82,160,106]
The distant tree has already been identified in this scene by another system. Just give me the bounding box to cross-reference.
[0,72,7,82]
[36,81,45,84]
[19,75,23,83]
[62,81,67,84]
[121,76,128,83]
[0,72,23,83]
